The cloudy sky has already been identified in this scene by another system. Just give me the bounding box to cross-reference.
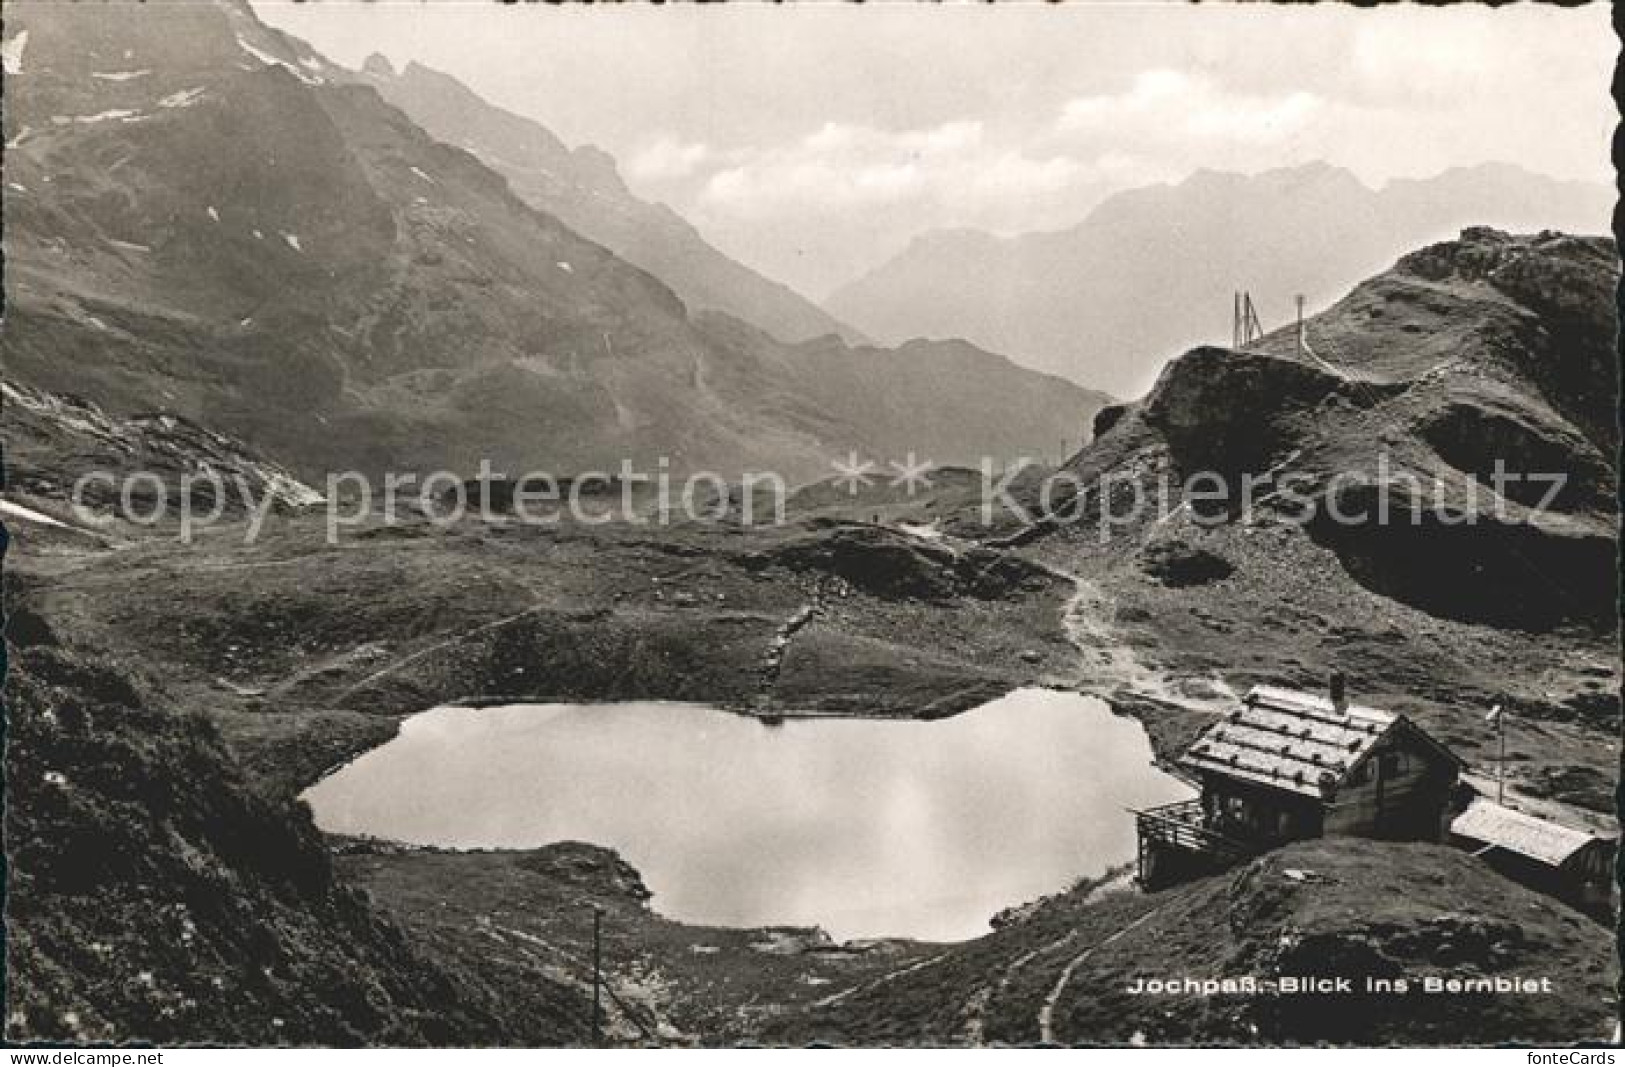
[253,2,1614,298]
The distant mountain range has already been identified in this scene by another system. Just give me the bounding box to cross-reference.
[826,162,1614,396]
[358,54,865,347]
[1,0,1105,487]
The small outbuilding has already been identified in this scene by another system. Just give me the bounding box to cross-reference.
[1449,797,1616,915]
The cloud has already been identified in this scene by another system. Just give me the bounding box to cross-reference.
[257,0,1612,297]
[1058,69,1321,149]
[1346,21,1498,106]
[625,136,712,182]
[695,119,1078,220]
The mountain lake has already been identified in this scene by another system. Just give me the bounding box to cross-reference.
[303,687,1192,942]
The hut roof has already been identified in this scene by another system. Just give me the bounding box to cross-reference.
[1176,685,1457,799]
[1450,798,1606,868]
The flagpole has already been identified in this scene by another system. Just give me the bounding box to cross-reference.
[1497,710,1506,806]
[1487,703,1506,805]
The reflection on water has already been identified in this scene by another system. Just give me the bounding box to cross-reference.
[304,688,1192,942]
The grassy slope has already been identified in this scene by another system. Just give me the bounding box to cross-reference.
[336,834,1617,1047]
[3,628,584,1044]
[8,497,1615,1045]
[333,842,939,1046]
[759,838,1616,1046]
[8,512,1073,798]
[2,510,1072,1044]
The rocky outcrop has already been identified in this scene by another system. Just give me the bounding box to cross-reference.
[750,524,1059,603]
[1228,841,1612,1044]
[5,381,325,514]
[1398,229,1618,453]
[1038,228,1619,633]
[1138,539,1234,588]
[1140,345,1402,481]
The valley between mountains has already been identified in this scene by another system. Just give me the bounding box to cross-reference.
[8,228,1617,1045]
[1,0,1618,1048]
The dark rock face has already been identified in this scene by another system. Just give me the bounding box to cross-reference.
[1091,402,1133,440]
[1305,481,1617,632]
[5,644,564,1044]
[758,525,1057,602]
[1139,539,1235,587]
[1141,346,1401,482]
[1418,401,1613,512]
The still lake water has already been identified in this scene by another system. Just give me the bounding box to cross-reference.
[304,687,1192,942]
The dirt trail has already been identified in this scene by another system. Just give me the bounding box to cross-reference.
[485,921,683,1045]
[954,872,1142,1044]
[754,582,827,707]
[332,601,553,703]
[809,951,952,1011]
[956,928,1083,1045]
[1058,574,1235,714]
[1035,903,1168,1045]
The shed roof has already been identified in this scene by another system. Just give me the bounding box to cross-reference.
[1177,685,1442,799]
[1450,798,1607,868]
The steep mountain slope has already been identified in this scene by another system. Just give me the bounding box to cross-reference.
[0,0,1098,487]
[828,163,1614,395]
[1068,227,1619,629]
[3,622,588,1044]
[357,55,863,346]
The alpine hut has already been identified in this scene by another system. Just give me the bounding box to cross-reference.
[1135,677,1465,888]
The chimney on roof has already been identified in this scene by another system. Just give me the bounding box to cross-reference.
[1329,671,1348,714]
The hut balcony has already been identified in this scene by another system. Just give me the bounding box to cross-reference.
[1134,797,1258,888]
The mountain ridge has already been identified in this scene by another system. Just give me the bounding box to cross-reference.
[827,161,1614,395]
[0,0,1104,488]
[358,53,866,347]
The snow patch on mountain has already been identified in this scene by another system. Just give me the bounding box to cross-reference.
[2,30,29,75]
[53,109,142,126]
[235,33,323,86]
[159,87,205,109]
[0,498,72,530]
